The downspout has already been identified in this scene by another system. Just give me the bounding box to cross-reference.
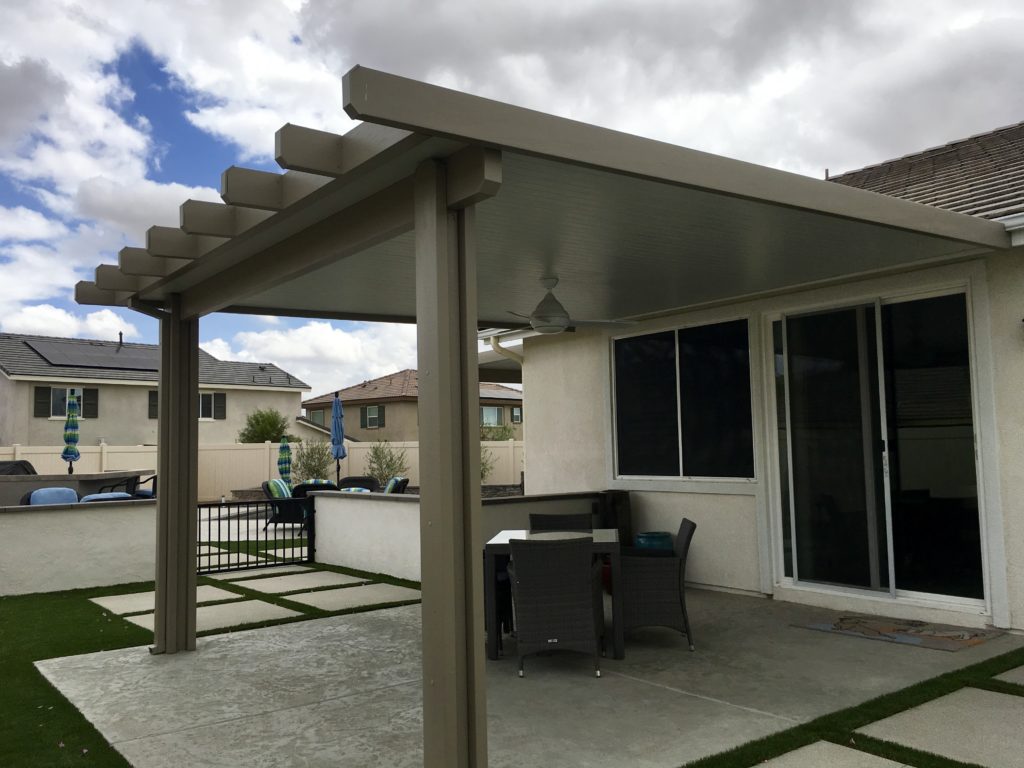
[488,336,524,365]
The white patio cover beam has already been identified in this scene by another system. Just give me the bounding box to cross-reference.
[95,264,155,293]
[220,167,330,211]
[119,247,192,278]
[343,66,1009,250]
[180,176,415,319]
[179,200,274,238]
[74,280,132,307]
[415,159,487,767]
[275,122,425,177]
[446,146,502,210]
[146,226,227,260]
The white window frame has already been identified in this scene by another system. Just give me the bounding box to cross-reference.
[510,406,522,424]
[480,405,502,427]
[50,387,84,419]
[366,405,381,428]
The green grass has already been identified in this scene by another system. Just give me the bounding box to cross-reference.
[682,644,1024,767]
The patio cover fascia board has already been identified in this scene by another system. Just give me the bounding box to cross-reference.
[342,66,1010,251]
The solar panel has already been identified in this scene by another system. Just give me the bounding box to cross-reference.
[26,339,159,371]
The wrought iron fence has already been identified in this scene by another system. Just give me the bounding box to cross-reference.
[197,498,315,574]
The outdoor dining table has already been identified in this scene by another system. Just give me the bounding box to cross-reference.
[484,528,625,661]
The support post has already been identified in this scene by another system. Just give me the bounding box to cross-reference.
[152,294,199,654]
[415,159,487,767]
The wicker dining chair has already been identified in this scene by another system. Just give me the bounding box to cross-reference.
[528,512,593,532]
[508,536,604,678]
[620,517,697,650]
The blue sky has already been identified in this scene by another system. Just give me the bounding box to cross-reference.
[1,0,1020,396]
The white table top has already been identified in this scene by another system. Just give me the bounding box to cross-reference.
[486,528,619,546]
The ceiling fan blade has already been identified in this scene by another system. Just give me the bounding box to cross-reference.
[507,310,532,320]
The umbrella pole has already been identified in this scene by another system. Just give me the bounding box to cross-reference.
[68,464,73,475]
[336,458,340,485]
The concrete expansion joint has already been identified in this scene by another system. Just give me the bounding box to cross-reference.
[606,670,801,724]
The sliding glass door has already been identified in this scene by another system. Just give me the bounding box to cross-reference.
[776,293,983,600]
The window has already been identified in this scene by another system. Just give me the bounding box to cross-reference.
[34,386,98,418]
[613,319,754,478]
[511,406,523,424]
[309,409,325,426]
[148,390,158,419]
[360,405,385,429]
[199,392,227,420]
[480,406,503,427]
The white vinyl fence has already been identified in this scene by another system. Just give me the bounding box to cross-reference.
[0,439,524,501]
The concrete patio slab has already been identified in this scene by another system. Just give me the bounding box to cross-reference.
[195,545,224,554]
[262,546,309,560]
[205,564,311,580]
[857,688,1024,767]
[123,599,302,633]
[237,570,368,594]
[90,586,240,615]
[284,582,421,611]
[995,664,1024,686]
[758,742,908,767]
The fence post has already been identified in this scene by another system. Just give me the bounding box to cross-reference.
[265,441,272,479]
[12,444,20,460]
[99,440,108,472]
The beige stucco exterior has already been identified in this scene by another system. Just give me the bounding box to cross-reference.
[0,377,305,446]
[307,399,523,443]
[524,253,1024,631]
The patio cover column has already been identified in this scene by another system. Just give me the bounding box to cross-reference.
[152,294,199,654]
[415,159,487,767]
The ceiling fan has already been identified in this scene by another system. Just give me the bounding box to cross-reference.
[508,277,636,335]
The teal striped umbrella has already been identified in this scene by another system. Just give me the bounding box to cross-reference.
[61,394,80,475]
[277,437,292,487]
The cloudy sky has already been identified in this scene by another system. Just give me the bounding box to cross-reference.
[1,0,1022,397]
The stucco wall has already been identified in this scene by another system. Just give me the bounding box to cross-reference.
[4,380,303,446]
[309,400,524,443]
[0,501,156,595]
[0,373,17,446]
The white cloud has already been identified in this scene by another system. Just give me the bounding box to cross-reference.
[1,303,139,339]
[203,321,418,398]
[0,206,69,241]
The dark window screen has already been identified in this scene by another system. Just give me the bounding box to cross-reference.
[678,319,754,477]
[614,331,680,476]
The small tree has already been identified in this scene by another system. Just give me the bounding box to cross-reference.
[293,440,333,483]
[365,441,409,488]
[480,445,496,483]
[237,408,291,443]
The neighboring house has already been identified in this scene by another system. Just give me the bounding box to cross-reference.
[303,369,523,442]
[0,333,310,445]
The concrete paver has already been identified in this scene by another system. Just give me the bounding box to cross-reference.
[858,688,1024,767]
[124,599,302,633]
[90,586,241,615]
[285,583,420,611]
[238,570,367,594]
[197,552,266,566]
[758,742,908,767]
[206,564,311,581]
[262,547,309,560]
[995,664,1024,686]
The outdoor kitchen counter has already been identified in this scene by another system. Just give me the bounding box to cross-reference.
[0,469,148,507]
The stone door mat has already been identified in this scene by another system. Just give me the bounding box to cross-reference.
[206,564,311,581]
[91,586,241,615]
[995,664,1024,686]
[284,583,421,611]
[125,600,302,632]
[795,614,1002,651]
[758,741,907,767]
[857,688,1024,767]
[238,570,367,594]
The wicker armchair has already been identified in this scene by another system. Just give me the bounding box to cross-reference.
[508,537,604,678]
[528,512,593,532]
[620,518,697,650]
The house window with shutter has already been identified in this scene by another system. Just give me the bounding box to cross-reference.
[480,405,503,427]
[35,386,98,418]
[360,405,385,429]
[511,406,523,424]
[148,390,158,419]
[199,392,227,420]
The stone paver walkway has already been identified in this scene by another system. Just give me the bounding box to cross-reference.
[285,582,421,611]
[90,585,240,615]
[238,570,367,594]
[996,663,1024,686]
[206,564,311,580]
[858,687,1024,768]
[759,742,908,767]
[125,599,303,632]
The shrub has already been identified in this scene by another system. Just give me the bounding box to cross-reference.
[480,446,496,483]
[365,441,409,488]
[293,440,333,483]
[481,424,515,441]
[237,408,292,443]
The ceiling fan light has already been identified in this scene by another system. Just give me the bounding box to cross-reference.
[530,315,571,334]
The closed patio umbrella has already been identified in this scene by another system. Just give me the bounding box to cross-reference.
[331,393,347,484]
[277,437,292,486]
[61,394,80,475]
